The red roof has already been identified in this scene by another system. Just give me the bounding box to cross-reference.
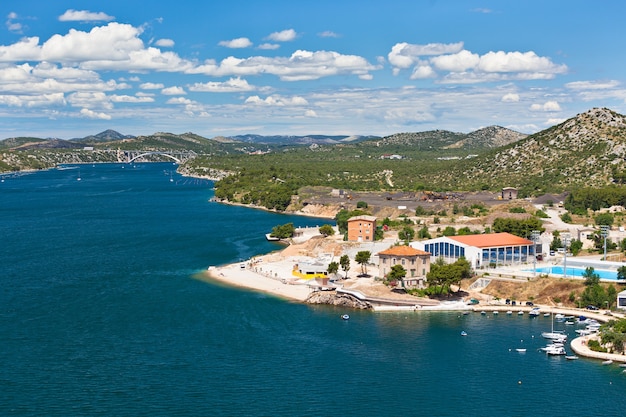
[378,245,430,256]
[449,232,532,248]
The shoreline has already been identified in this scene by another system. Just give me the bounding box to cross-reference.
[202,261,313,302]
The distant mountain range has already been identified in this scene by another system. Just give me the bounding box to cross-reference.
[2,107,626,197]
[0,126,524,150]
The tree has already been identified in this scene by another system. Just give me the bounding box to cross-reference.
[355,251,371,277]
[418,226,431,239]
[442,226,456,236]
[270,223,295,239]
[583,267,600,286]
[356,201,368,209]
[569,239,583,256]
[319,224,335,237]
[492,217,545,238]
[398,226,415,243]
[594,212,614,227]
[387,264,407,287]
[327,261,339,279]
[617,265,626,281]
[339,254,351,279]
[426,257,472,296]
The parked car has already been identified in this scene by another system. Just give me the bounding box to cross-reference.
[525,301,534,306]
[505,298,511,305]
[586,305,599,310]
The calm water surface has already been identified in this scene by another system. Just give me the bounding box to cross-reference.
[1,163,625,416]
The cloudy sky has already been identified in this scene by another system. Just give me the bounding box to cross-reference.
[0,0,624,139]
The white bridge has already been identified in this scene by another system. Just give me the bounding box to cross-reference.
[117,149,197,163]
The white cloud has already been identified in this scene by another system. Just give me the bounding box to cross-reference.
[258,43,280,50]
[431,50,480,72]
[218,37,253,48]
[501,93,520,102]
[410,65,436,79]
[388,42,568,84]
[155,38,175,48]
[190,50,377,81]
[69,91,112,109]
[477,51,567,75]
[6,12,23,33]
[266,29,297,42]
[388,42,464,69]
[140,82,164,89]
[161,86,186,95]
[245,95,308,106]
[58,9,115,22]
[530,100,561,111]
[565,80,620,90]
[80,107,112,119]
[305,109,318,117]
[110,94,154,103]
[188,77,256,93]
[318,31,339,38]
[0,92,66,107]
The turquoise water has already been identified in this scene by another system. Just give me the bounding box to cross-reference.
[533,266,618,280]
[2,163,626,416]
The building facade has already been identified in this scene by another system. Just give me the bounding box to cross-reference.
[347,215,377,242]
[411,232,535,269]
[377,245,431,288]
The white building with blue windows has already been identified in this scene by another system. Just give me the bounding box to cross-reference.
[411,232,536,269]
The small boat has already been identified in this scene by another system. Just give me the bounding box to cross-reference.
[529,308,540,317]
[341,314,350,320]
[516,348,527,353]
[265,233,280,241]
[566,355,578,360]
[517,311,524,315]
[493,311,499,315]
[544,313,551,317]
[619,363,626,368]
[602,360,613,365]
[506,311,513,315]
[480,311,486,315]
[461,331,468,336]
[545,346,567,355]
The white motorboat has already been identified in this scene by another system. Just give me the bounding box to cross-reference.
[515,348,527,353]
[529,308,541,317]
[602,360,613,365]
[545,345,566,355]
[565,355,578,360]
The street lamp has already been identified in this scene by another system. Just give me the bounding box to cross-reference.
[562,233,571,279]
[531,230,540,277]
[600,225,609,261]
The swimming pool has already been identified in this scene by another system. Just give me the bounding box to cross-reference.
[532,265,619,280]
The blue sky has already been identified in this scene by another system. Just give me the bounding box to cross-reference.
[0,1,624,139]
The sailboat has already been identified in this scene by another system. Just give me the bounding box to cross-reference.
[542,312,566,340]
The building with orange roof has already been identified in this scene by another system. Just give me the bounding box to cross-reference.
[347,215,377,242]
[377,245,431,288]
[411,232,537,269]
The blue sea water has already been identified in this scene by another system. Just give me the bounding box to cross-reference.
[1,163,626,416]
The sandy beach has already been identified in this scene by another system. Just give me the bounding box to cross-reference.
[203,257,315,302]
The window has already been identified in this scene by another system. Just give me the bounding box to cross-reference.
[402,259,405,265]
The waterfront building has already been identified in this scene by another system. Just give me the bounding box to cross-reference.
[411,232,535,269]
[377,245,431,288]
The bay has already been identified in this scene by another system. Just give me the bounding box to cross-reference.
[1,163,625,416]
